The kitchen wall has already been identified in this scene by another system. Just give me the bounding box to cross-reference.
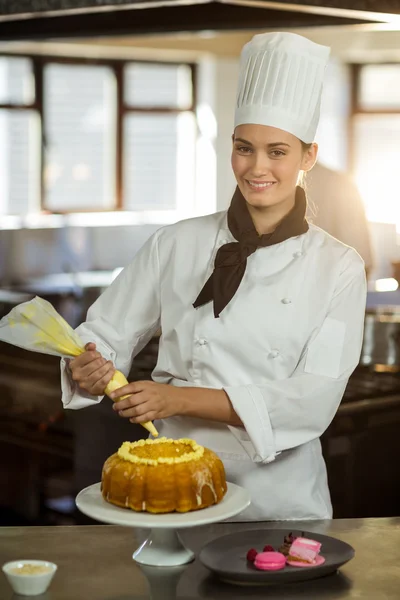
[2,28,400,283]
[214,57,238,212]
[0,224,161,283]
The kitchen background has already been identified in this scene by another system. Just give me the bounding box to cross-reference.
[0,1,400,526]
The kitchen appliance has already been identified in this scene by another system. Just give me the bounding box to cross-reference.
[360,309,400,371]
[322,364,400,519]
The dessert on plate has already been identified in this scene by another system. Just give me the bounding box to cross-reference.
[246,532,326,570]
[287,537,326,567]
[101,437,227,513]
[254,552,286,571]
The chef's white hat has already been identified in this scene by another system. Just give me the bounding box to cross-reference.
[234,32,330,143]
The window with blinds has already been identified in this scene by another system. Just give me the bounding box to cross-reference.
[351,64,400,228]
[0,57,39,215]
[0,55,196,216]
[123,62,196,212]
[44,63,116,212]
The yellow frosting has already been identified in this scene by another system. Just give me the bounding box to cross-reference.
[117,437,204,466]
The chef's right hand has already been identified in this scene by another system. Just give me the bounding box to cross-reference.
[69,342,115,396]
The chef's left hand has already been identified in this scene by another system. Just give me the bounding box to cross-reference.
[109,381,184,424]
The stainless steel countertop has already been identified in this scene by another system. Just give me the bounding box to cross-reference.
[1,518,399,599]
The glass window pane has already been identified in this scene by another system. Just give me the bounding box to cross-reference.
[124,63,192,109]
[43,63,116,211]
[353,114,400,226]
[123,113,177,210]
[123,112,196,211]
[0,57,34,105]
[0,110,40,215]
[359,65,400,110]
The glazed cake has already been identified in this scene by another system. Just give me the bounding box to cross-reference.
[101,437,227,513]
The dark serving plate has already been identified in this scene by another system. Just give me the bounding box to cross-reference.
[199,529,355,585]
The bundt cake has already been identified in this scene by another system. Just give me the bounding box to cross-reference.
[101,437,227,513]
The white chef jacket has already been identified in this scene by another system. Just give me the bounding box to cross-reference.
[61,210,367,521]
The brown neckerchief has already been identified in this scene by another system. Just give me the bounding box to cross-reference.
[193,185,309,318]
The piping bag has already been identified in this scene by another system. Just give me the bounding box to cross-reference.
[0,296,158,437]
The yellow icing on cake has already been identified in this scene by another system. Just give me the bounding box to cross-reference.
[118,437,204,466]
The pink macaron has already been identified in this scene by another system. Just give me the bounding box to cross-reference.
[253,551,286,571]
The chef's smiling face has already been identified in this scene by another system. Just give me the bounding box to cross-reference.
[231,124,317,223]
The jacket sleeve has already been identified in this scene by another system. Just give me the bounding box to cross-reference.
[224,253,367,464]
[60,230,161,409]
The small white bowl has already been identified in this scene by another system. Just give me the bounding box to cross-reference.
[2,559,57,596]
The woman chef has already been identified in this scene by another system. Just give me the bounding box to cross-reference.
[64,32,366,520]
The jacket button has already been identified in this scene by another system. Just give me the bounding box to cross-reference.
[281,298,292,304]
[294,250,303,258]
[198,338,207,346]
[269,349,280,358]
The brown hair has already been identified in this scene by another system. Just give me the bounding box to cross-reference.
[299,141,315,215]
[299,141,313,186]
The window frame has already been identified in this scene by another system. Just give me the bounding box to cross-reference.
[349,62,400,172]
[0,52,197,214]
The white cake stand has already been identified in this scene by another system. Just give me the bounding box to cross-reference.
[75,482,250,567]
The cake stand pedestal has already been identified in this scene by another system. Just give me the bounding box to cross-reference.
[75,482,250,567]
[139,564,188,600]
[133,528,194,565]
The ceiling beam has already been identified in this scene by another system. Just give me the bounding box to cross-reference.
[0,0,399,20]
[0,3,370,41]
[226,0,400,23]
[267,0,400,16]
